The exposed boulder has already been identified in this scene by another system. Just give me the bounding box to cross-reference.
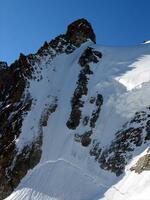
[74,130,92,147]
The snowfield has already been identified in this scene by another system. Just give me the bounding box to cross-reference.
[5,41,150,200]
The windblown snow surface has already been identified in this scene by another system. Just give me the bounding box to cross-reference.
[6,42,150,200]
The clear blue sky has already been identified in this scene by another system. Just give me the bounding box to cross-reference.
[0,0,150,64]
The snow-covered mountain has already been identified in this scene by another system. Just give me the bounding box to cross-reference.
[0,19,150,200]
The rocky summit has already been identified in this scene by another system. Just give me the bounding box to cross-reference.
[0,19,150,200]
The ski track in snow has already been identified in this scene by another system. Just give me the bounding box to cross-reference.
[23,158,109,189]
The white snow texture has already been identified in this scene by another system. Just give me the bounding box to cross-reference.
[5,41,150,200]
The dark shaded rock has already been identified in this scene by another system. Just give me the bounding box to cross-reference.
[10,135,42,189]
[66,47,102,130]
[36,19,97,58]
[0,61,8,71]
[90,140,101,160]
[145,120,150,140]
[90,94,103,128]
[0,102,33,199]
[0,135,42,199]
[130,111,147,124]
[97,108,150,176]
[66,104,82,130]
[37,41,49,55]
[81,135,92,146]
[0,58,33,188]
[48,35,76,55]
[96,108,150,176]
[66,18,96,47]
[100,152,126,176]
[99,127,143,176]
[40,98,58,127]
[82,116,90,126]
[74,130,92,147]
[79,47,102,67]
[89,96,96,104]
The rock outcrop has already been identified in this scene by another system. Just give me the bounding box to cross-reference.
[66,18,96,46]
[131,148,150,173]
[66,47,102,130]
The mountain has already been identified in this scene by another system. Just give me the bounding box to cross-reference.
[0,18,150,200]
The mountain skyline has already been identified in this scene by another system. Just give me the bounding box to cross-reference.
[1,0,150,64]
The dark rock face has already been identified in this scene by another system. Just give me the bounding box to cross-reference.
[0,56,33,199]
[90,140,102,160]
[145,120,150,140]
[73,93,103,148]
[40,98,58,127]
[66,47,103,149]
[66,18,96,47]
[79,47,102,67]
[90,94,103,128]
[66,47,102,130]
[37,18,96,58]
[0,135,42,199]
[99,127,143,176]
[45,35,76,55]
[94,109,150,176]
[0,61,8,71]
[66,47,103,150]
[75,130,92,147]
[0,47,57,198]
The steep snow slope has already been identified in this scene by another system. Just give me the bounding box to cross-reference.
[5,41,150,200]
[1,19,149,200]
